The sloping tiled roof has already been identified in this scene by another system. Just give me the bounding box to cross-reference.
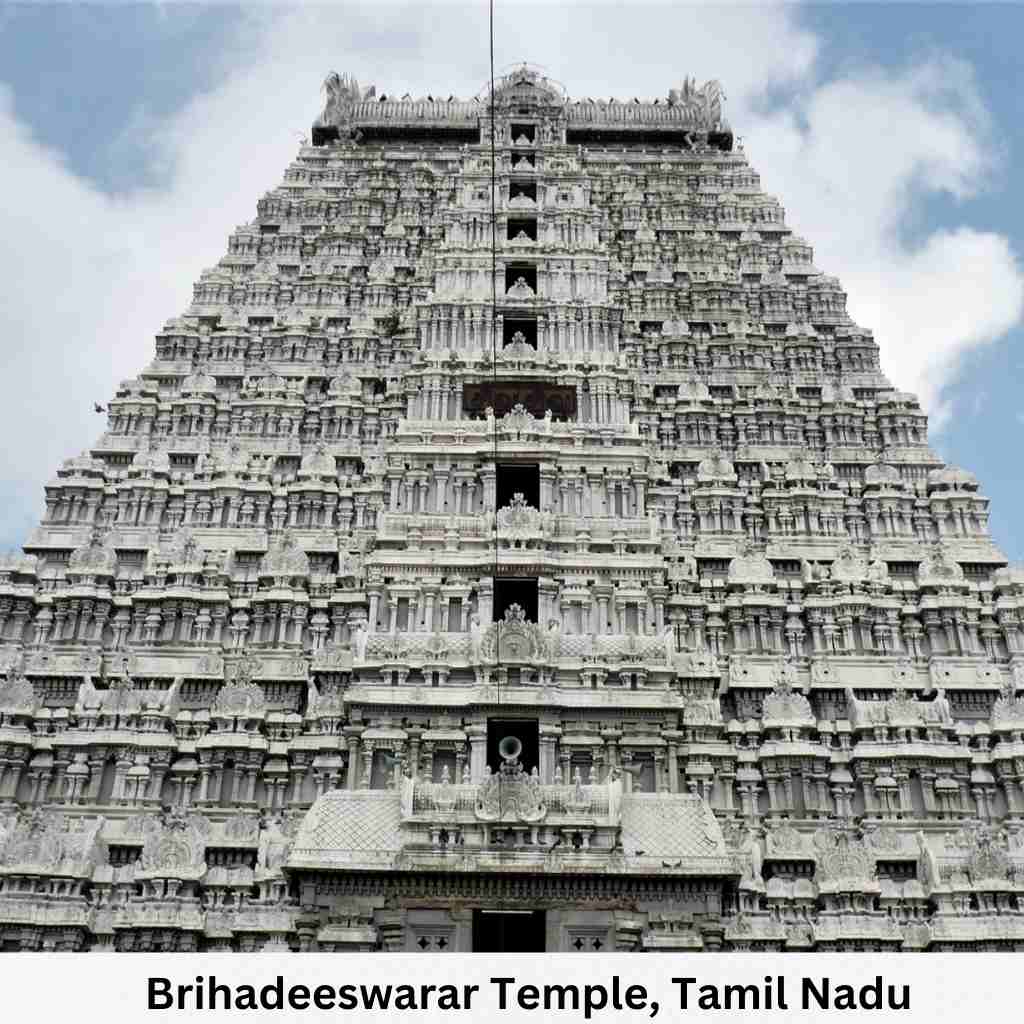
[620,793,734,874]
[288,790,403,871]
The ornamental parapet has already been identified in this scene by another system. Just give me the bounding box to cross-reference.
[405,770,616,826]
[313,68,729,137]
[288,775,732,877]
[377,509,658,545]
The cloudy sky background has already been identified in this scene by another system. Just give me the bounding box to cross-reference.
[0,2,1022,557]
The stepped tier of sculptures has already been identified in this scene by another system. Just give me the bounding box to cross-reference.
[0,65,1022,952]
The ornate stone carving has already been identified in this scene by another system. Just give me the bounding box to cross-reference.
[696,448,736,485]
[214,656,266,716]
[68,528,118,576]
[496,493,541,539]
[475,763,546,823]
[813,827,874,887]
[918,543,965,587]
[300,443,336,478]
[992,680,1024,726]
[830,542,867,584]
[728,542,775,586]
[0,663,36,716]
[136,810,209,880]
[260,531,310,582]
[317,71,375,127]
[0,810,105,877]
[480,605,546,663]
[666,77,727,129]
[844,687,952,729]
[762,662,813,727]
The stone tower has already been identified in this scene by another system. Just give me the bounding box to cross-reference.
[0,65,1022,952]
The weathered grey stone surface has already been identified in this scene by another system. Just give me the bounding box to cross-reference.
[0,66,1021,951]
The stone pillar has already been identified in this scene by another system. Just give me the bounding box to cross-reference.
[345,731,361,790]
[539,725,561,784]
[467,724,488,781]
[666,737,680,794]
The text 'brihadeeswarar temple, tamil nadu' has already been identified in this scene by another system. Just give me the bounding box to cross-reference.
[1,65,1022,952]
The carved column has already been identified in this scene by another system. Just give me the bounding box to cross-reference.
[467,724,488,781]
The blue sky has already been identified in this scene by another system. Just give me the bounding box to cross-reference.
[0,2,1021,559]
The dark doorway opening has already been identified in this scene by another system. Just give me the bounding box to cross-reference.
[507,218,538,242]
[510,124,536,144]
[493,576,538,622]
[509,181,537,203]
[503,317,537,348]
[496,463,539,509]
[472,910,546,952]
[487,717,539,774]
[505,264,537,293]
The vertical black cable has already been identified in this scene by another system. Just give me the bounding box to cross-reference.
[489,0,500,710]
[487,0,507,823]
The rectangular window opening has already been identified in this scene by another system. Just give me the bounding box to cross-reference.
[431,750,457,783]
[394,597,410,631]
[496,463,540,509]
[505,264,537,293]
[624,605,639,635]
[370,749,395,790]
[502,317,537,348]
[472,909,546,953]
[493,577,539,623]
[633,755,656,794]
[486,718,539,774]
[446,597,463,632]
[510,124,536,144]
[509,181,537,203]
[507,218,538,241]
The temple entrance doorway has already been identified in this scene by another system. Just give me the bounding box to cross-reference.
[471,909,546,952]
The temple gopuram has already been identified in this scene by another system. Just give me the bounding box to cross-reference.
[1,65,1022,952]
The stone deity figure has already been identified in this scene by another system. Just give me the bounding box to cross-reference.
[306,677,320,716]
[539,506,556,538]
[931,687,953,725]
[469,613,484,664]
[867,558,889,587]
[546,618,562,662]
[162,676,183,714]
[508,276,535,298]
[647,509,660,540]
[681,552,698,581]
[781,656,799,691]
[257,817,289,874]
[916,830,942,887]
[352,621,369,662]
[660,622,676,665]
[742,830,764,884]
[74,675,101,714]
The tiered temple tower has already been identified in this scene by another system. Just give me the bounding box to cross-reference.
[1,66,1023,952]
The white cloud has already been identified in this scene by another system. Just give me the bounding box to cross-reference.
[0,4,1020,548]
[742,57,1024,424]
